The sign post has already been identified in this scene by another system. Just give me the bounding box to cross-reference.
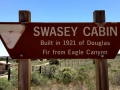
[94,10,109,90]
[18,10,31,90]
[1,10,120,90]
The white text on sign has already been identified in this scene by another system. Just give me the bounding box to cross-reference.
[33,26,117,36]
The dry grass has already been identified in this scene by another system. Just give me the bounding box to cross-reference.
[0,55,120,90]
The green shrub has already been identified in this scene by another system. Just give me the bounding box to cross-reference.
[0,58,5,61]
[77,67,87,82]
[111,70,120,85]
[0,78,12,90]
[10,69,18,88]
[31,71,41,86]
[54,67,77,84]
[107,63,111,68]
[110,69,117,73]
[41,65,58,79]
[31,71,49,86]
[48,65,58,78]
[118,66,120,69]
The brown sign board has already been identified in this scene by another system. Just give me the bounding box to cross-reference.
[0,22,120,59]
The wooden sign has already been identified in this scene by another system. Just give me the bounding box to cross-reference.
[0,22,120,59]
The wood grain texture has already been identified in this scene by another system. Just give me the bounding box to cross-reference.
[93,10,105,23]
[93,10,109,90]
[19,10,31,22]
[18,10,31,90]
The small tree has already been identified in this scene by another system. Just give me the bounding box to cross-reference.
[54,67,77,84]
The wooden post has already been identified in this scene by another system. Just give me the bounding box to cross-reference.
[18,10,31,90]
[8,68,10,81]
[93,10,109,90]
[6,57,9,70]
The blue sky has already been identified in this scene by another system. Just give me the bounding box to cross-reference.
[0,0,120,56]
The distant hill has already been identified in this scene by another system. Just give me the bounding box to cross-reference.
[117,54,120,56]
[0,56,11,59]
[0,54,120,59]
